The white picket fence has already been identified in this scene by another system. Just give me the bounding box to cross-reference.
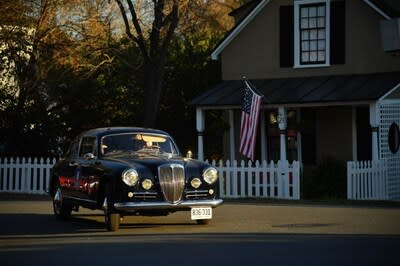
[0,157,301,199]
[0,156,392,201]
[347,160,388,200]
[209,160,301,200]
[0,157,57,195]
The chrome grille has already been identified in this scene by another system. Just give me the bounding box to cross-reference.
[158,164,185,203]
[186,190,209,199]
[133,192,158,200]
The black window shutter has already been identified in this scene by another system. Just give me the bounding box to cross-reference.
[330,1,345,65]
[280,5,294,68]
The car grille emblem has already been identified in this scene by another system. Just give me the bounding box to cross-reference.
[158,164,185,204]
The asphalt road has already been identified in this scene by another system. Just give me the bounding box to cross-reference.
[1,199,400,266]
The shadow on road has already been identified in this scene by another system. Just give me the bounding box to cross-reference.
[0,213,196,236]
[0,213,105,235]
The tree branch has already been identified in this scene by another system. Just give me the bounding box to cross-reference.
[114,0,149,60]
[125,0,149,60]
[161,0,178,58]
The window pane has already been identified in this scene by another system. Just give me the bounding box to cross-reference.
[302,41,309,51]
[309,7,317,17]
[317,17,325,27]
[302,52,309,62]
[310,51,318,62]
[318,6,325,16]
[301,7,308,18]
[310,40,317,50]
[318,40,325,50]
[301,18,309,29]
[310,29,317,40]
[309,17,317,28]
[318,51,325,61]
[318,29,325,39]
[301,30,309,40]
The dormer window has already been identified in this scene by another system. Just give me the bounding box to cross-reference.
[294,0,331,68]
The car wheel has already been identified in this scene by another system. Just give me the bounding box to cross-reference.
[104,207,120,231]
[196,219,210,225]
[103,196,120,231]
[53,181,72,220]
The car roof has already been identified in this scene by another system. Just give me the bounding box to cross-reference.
[79,127,170,138]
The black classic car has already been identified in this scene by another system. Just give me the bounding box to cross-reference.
[50,127,223,231]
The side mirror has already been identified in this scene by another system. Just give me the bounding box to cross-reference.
[186,150,193,159]
[83,153,96,160]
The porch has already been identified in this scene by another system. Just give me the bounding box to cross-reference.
[190,72,400,200]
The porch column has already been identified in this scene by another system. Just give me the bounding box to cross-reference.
[351,107,358,161]
[228,110,235,162]
[369,103,380,160]
[196,108,205,161]
[278,107,287,162]
[296,108,302,163]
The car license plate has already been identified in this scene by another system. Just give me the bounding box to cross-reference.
[191,207,212,220]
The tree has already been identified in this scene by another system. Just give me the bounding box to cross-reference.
[0,0,121,155]
[155,1,240,157]
[114,0,179,128]
[114,0,242,128]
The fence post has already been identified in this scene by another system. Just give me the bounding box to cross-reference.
[239,160,245,197]
[16,157,22,192]
[246,160,252,197]
[26,157,32,193]
[292,161,300,200]
[10,158,15,192]
[347,161,352,200]
[2,158,9,192]
[0,158,3,192]
[217,160,224,198]
[262,160,268,197]
[255,160,260,197]
[278,160,288,198]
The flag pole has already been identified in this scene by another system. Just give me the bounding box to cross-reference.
[242,76,264,98]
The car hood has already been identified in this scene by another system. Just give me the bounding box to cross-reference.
[103,153,209,176]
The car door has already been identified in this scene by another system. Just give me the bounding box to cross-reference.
[57,138,80,198]
[76,136,101,202]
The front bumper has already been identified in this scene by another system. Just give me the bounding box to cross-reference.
[113,199,223,212]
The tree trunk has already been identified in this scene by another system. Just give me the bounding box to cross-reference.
[142,61,165,128]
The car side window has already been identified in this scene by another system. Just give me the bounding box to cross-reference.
[78,137,97,158]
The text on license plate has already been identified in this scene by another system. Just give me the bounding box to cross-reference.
[191,207,212,220]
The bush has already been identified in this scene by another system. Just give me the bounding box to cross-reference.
[303,157,347,200]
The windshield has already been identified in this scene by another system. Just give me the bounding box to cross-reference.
[101,133,179,156]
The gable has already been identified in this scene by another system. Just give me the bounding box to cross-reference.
[212,0,398,60]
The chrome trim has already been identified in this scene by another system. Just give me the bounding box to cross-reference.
[133,192,158,199]
[134,192,158,196]
[113,199,224,211]
[186,190,209,198]
[158,163,185,203]
[63,195,97,204]
[103,197,108,210]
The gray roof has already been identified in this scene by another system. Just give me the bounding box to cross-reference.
[189,72,400,107]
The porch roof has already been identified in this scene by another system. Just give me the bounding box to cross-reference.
[189,72,400,108]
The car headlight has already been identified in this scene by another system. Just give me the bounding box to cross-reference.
[122,169,139,186]
[203,167,218,184]
[191,177,202,189]
[142,179,153,190]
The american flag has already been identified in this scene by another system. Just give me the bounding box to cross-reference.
[239,80,263,160]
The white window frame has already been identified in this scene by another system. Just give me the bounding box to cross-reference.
[294,0,331,68]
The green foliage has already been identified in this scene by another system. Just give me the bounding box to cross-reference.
[156,31,223,158]
[303,157,347,200]
[0,1,233,157]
